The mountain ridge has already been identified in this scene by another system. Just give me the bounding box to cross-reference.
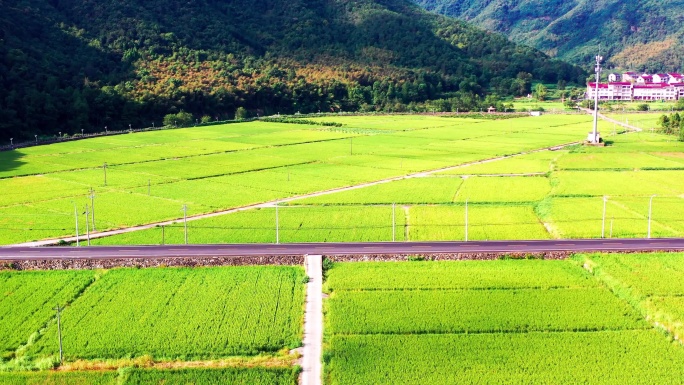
[413,0,684,72]
[0,0,584,140]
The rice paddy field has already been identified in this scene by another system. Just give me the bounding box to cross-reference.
[323,259,684,384]
[2,111,684,246]
[0,266,304,381]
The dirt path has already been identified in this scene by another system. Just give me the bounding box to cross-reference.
[579,108,644,132]
[300,255,323,385]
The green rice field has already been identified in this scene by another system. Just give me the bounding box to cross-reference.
[323,260,684,384]
[578,252,684,342]
[2,113,684,245]
[0,266,305,371]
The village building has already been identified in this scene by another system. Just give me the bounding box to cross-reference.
[586,71,684,101]
[669,73,684,84]
[636,75,653,84]
[653,74,670,83]
[633,83,677,101]
[622,72,638,82]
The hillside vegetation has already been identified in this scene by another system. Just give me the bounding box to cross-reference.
[413,0,684,71]
[0,0,583,141]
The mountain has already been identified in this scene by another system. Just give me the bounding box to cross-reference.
[0,0,584,141]
[413,0,684,72]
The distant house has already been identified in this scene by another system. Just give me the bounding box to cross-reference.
[636,75,653,84]
[622,72,638,82]
[668,73,684,84]
[608,73,621,82]
[653,73,670,83]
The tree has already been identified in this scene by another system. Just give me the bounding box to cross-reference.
[235,107,249,120]
[163,111,193,127]
[533,83,548,101]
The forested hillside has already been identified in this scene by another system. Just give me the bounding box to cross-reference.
[0,0,584,140]
[413,0,684,72]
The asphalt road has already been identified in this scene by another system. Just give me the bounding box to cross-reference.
[2,238,684,260]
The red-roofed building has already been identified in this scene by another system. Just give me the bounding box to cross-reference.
[637,75,654,84]
[668,73,684,84]
[586,82,632,100]
[633,83,677,100]
[653,74,670,83]
[672,83,684,99]
[622,72,638,82]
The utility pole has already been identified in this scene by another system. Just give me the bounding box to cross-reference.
[84,204,91,246]
[590,53,603,144]
[182,205,188,245]
[161,225,165,245]
[610,217,614,238]
[89,188,96,231]
[392,202,396,242]
[601,196,607,238]
[275,202,280,244]
[465,199,469,242]
[73,202,79,247]
[648,195,656,238]
[53,304,64,364]
[103,162,108,186]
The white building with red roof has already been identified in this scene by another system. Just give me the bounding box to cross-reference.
[668,73,684,84]
[622,72,638,82]
[653,74,670,83]
[586,82,633,101]
[633,83,677,101]
[586,70,684,101]
[637,75,654,84]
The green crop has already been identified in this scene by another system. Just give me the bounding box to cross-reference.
[123,367,298,385]
[324,260,596,291]
[326,331,684,385]
[0,371,117,385]
[0,270,95,355]
[326,288,646,334]
[29,266,305,360]
[0,367,299,385]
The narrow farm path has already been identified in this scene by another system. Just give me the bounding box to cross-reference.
[9,140,583,247]
[300,254,323,385]
[580,108,644,132]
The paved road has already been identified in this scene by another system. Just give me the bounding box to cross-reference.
[2,238,684,260]
[300,255,323,385]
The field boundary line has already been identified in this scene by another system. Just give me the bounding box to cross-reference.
[9,141,582,247]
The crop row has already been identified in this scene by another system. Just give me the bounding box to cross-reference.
[0,367,298,385]
[323,260,597,291]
